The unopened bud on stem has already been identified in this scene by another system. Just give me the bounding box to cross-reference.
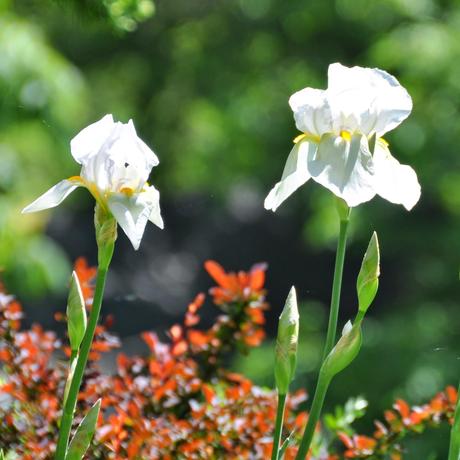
[275,287,299,395]
[67,271,87,352]
[357,232,380,314]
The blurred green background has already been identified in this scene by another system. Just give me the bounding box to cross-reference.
[2,0,460,457]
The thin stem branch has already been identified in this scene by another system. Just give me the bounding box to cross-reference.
[294,371,330,460]
[55,244,114,460]
[271,393,287,460]
[322,217,349,361]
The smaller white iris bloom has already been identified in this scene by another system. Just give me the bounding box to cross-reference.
[264,63,421,212]
[22,114,163,250]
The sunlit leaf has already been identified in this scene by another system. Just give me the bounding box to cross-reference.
[66,399,101,460]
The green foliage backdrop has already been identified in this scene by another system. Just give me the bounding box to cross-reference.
[2,1,460,457]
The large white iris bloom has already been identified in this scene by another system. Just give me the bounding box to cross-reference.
[22,114,163,250]
[264,63,421,211]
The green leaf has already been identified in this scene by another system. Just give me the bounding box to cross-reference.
[356,232,380,314]
[66,399,101,460]
[274,286,299,394]
[0,450,5,460]
[322,321,362,382]
[67,271,87,352]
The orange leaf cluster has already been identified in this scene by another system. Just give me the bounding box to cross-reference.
[338,387,458,458]
[0,258,310,459]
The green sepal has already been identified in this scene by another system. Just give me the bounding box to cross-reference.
[94,203,117,268]
[66,399,101,460]
[321,321,362,382]
[63,353,78,407]
[335,197,351,222]
[357,232,380,314]
[67,272,87,352]
[368,132,377,154]
[274,287,299,395]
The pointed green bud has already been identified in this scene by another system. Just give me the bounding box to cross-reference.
[357,232,380,314]
[94,203,117,267]
[0,450,5,460]
[321,321,362,382]
[67,272,87,352]
[335,197,351,222]
[275,287,299,395]
[66,399,101,460]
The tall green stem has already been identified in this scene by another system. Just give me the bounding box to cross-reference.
[55,243,114,460]
[295,209,350,459]
[322,216,350,361]
[294,371,330,460]
[448,380,460,460]
[271,393,287,460]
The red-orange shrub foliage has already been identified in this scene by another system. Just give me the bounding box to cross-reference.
[0,261,457,459]
[0,260,307,459]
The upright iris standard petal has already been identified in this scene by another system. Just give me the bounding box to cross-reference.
[372,139,421,211]
[266,62,420,211]
[22,179,81,213]
[327,64,413,137]
[289,88,332,137]
[264,141,314,212]
[307,133,375,207]
[22,114,163,250]
[70,114,116,164]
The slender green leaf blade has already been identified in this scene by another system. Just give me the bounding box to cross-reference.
[66,399,101,460]
[448,384,460,460]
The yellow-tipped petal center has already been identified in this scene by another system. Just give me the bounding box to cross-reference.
[340,130,352,142]
[120,187,135,197]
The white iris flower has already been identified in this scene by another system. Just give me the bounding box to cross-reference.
[264,63,421,211]
[22,114,163,250]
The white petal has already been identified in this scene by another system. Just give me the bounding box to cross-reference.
[264,140,315,212]
[308,133,376,207]
[126,120,159,169]
[22,179,80,213]
[70,114,116,164]
[373,139,420,210]
[107,187,163,250]
[289,88,332,137]
[145,185,164,229]
[327,63,412,136]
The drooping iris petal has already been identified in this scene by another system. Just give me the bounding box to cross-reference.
[145,185,164,229]
[373,139,421,211]
[327,63,412,137]
[264,140,315,212]
[308,133,376,207]
[70,114,116,164]
[289,88,332,137]
[22,179,81,213]
[107,193,156,251]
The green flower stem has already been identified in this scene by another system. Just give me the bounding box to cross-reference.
[294,370,330,460]
[448,380,460,460]
[55,242,114,460]
[271,393,287,460]
[322,216,350,361]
